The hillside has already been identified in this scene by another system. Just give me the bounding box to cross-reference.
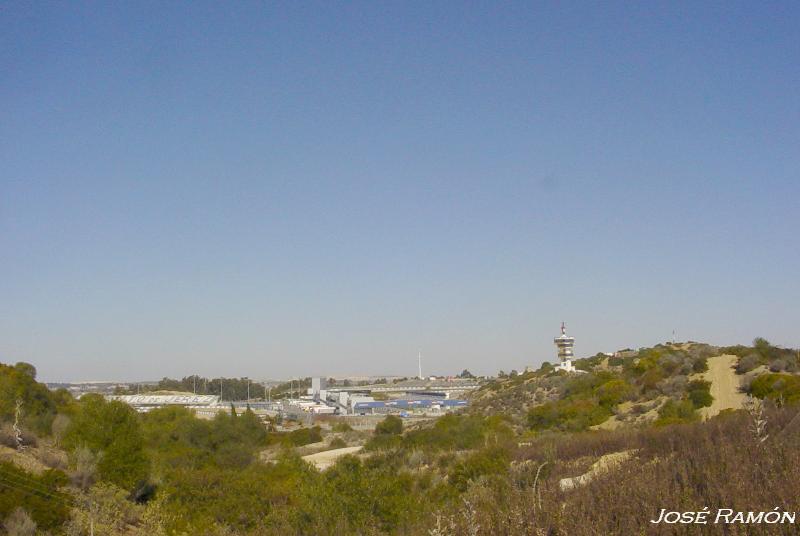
[1,338,800,535]
[469,339,796,432]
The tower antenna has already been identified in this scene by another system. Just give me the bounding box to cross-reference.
[554,322,576,373]
[418,351,423,380]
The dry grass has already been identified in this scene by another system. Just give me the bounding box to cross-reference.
[424,403,800,535]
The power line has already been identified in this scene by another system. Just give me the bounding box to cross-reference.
[0,468,93,535]
[0,469,62,494]
[0,468,73,504]
[0,471,70,501]
[0,475,73,506]
[0,480,71,507]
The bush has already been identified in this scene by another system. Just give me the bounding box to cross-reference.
[749,373,800,403]
[736,353,761,374]
[3,508,36,536]
[375,415,403,436]
[594,379,634,408]
[769,359,789,372]
[70,446,99,490]
[687,380,713,409]
[692,357,709,373]
[0,423,16,448]
[449,446,511,491]
[528,399,612,432]
[0,362,72,436]
[287,426,323,446]
[657,375,688,397]
[331,422,353,433]
[36,448,67,470]
[563,372,615,399]
[51,414,71,446]
[0,463,69,532]
[655,399,698,425]
[329,437,347,449]
[65,482,143,535]
[769,356,797,372]
[62,395,149,491]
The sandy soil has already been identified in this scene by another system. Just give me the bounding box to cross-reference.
[559,450,636,491]
[697,354,747,419]
[302,446,363,470]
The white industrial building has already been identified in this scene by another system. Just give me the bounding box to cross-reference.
[107,394,220,412]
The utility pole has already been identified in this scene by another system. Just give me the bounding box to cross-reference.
[193,376,196,394]
[418,351,423,380]
[247,379,250,403]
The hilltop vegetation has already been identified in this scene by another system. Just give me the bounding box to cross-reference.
[0,338,798,535]
[472,341,727,430]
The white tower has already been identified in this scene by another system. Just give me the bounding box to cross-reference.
[554,322,576,372]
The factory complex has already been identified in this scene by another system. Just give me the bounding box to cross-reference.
[105,376,478,421]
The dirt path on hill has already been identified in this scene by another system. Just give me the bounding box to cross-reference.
[698,354,747,419]
[302,446,363,470]
[559,450,636,491]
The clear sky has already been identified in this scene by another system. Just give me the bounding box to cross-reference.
[1,2,798,382]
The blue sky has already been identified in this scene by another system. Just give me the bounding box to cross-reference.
[1,2,798,381]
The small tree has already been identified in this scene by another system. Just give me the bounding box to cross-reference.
[63,396,149,491]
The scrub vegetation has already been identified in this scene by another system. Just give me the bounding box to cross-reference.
[1,337,798,535]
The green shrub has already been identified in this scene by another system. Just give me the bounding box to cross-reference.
[562,371,615,399]
[375,415,403,436]
[331,422,353,433]
[594,379,634,408]
[692,357,709,373]
[286,426,323,446]
[749,373,800,403]
[449,446,511,491]
[528,399,612,432]
[0,462,69,532]
[62,395,149,491]
[329,437,347,449]
[687,380,713,409]
[654,399,698,426]
[0,362,72,435]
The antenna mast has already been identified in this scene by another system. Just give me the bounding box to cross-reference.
[418,351,423,380]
